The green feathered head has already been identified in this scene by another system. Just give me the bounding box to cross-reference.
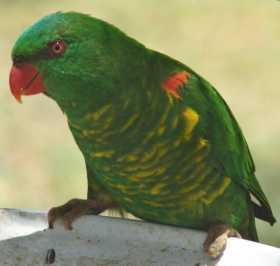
[10,12,142,112]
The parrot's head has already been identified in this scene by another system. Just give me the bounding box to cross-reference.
[9,12,130,111]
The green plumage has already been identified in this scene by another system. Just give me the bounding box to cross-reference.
[12,12,275,240]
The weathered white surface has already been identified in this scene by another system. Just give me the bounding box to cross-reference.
[219,237,280,266]
[0,208,279,266]
[0,209,47,241]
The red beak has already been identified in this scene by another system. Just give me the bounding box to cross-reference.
[9,64,45,103]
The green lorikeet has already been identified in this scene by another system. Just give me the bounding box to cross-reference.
[9,12,275,257]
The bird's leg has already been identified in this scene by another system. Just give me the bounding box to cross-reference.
[203,224,241,258]
[48,198,114,230]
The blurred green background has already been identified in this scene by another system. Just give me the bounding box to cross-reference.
[0,0,279,246]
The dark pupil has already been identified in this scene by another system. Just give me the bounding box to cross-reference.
[53,42,61,52]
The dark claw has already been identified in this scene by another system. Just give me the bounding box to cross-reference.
[46,198,115,230]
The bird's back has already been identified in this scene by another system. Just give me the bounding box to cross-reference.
[67,34,275,240]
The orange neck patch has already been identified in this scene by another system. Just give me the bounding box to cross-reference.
[162,71,190,99]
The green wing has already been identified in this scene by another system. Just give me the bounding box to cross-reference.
[178,70,275,224]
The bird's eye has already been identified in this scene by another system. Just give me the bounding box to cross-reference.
[48,40,67,57]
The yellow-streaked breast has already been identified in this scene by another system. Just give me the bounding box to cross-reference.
[182,107,200,140]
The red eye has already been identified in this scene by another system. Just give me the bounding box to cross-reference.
[48,40,67,57]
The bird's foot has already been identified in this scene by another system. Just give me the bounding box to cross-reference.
[203,224,241,258]
[48,198,108,230]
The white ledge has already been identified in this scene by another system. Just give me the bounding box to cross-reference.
[0,208,279,265]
